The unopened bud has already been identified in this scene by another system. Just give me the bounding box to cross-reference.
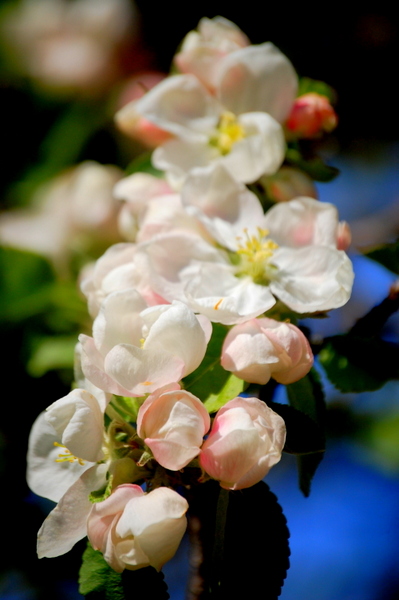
[336,221,351,251]
[261,166,318,203]
[286,93,338,138]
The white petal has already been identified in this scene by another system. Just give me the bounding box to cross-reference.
[217,43,298,122]
[27,412,93,503]
[264,197,339,248]
[134,75,220,141]
[37,464,107,558]
[270,246,354,312]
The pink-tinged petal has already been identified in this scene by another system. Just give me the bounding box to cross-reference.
[116,487,188,571]
[264,197,339,248]
[79,334,133,396]
[37,464,107,558]
[217,43,298,122]
[104,343,185,396]
[200,397,286,490]
[137,388,210,470]
[142,301,210,376]
[134,75,220,141]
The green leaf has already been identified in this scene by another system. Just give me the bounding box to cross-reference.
[27,335,77,376]
[319,335,399,393]
[269,402,325,454]
[125,152,163,177]
[188,481,289,600]
[79,543,124,599]
[0,247,55,323]
[297,77,336,102]
[363,239,399,275]
[286,148,339,182]
[10,101,108,203]
[182,323,246,412]
[286,370,326,495]
[79,542,170,599]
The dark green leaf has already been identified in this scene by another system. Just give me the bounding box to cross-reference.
[296,453,324,498]
[0,247,54,322]
[187,481,290,599]
[269,402,325,454]
[183,323,246,412]
[363,239,399,275]
[286,148,339,182]
[125,152,163,177]
[319,335,399,393]
[286,370,326,495]
[297,77,336,102]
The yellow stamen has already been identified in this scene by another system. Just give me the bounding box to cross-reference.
[214,299,223,310]
[235,228,278,283]
[140,381,153,386]
[53,442,85,466]
[209,112,245,155]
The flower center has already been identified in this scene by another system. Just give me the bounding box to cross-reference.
[209,112,245,155]
[53,442,86,466]
[235,228,278,283]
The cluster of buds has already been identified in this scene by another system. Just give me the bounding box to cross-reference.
[27,16,353,576]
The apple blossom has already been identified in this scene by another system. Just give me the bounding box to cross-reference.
[221,318,313,384]
[87,484,188,572]
[135,192,354,323]
[137,386,210,470]
[132,73,286,188]
[1,0,135,95]
[79,290,212,396]
[174,16,249,93]
[200,397,286,490]
[0,161,122,273]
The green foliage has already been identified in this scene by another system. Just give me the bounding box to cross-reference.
[285,148,339,182]
[27,334,77,376]
[286,369,326,496]
[125,152,163,177]
[79,542,169,599]
[190,481,290,599]
[182,323,246,412]
[319,335,399,393]
[363,239,399,275]
[269,402,325,455]
[297,77,336,102]
[79,543,125,599]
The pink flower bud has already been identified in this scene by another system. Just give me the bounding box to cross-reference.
[261,166,318,203]
[199,397,286,490]
[221,318,313,385]
[336,221,352,251]
[137,386,211,470]
[286,93,338,138]
[87,484,188,572]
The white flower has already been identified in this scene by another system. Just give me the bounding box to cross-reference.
[131,74,286,188]
[135,193,354,324]
[79,291,212,396]
[87,484,188,572]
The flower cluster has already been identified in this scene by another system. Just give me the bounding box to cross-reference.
[27,16,353,577]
